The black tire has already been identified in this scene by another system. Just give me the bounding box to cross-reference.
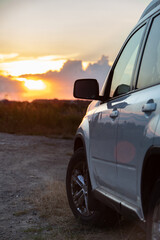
[146,180,160,240]
[66,148,118,226]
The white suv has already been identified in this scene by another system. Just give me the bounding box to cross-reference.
[66,1,160,239]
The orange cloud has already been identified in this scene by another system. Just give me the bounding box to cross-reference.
[21,56,111,99]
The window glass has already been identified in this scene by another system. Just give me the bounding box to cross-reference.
[137,15,160,89]
[110,26,145,98]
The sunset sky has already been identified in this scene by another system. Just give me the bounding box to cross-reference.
[0,0,150,101]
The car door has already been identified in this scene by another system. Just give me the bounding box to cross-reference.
[89,24,146,195]
[116,14,160,206]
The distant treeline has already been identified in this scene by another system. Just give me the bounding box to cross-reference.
[0,99,90,138]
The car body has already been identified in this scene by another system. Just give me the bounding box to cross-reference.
[66,1,160,239]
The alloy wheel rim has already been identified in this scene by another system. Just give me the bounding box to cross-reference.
[71,162,94,217]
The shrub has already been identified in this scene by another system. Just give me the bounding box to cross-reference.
[0,99,90,137]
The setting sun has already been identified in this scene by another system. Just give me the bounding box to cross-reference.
[16,77,46,91]
[24,79,46,90]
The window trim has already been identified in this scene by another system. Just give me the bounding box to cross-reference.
[134,12,160,91]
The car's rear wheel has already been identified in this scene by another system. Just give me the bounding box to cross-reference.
[66,148,118,226]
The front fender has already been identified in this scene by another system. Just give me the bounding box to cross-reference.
[74,116,90,166]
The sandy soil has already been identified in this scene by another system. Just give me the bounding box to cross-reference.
[0,133,146,240]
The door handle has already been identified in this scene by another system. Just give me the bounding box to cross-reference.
[142,99,156,113]
[110,109,119,118]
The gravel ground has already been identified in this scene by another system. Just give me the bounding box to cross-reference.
[0,133,72,239]
[0,133,146,240]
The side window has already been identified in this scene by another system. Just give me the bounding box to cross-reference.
[110,26,145,98]
[137,15,160,89]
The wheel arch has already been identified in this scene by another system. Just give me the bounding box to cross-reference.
[74,134,85,152]
[73,134,89,168]
[73,133,94,186]
[141,146,160,218]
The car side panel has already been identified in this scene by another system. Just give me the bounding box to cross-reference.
[116,85,160,209]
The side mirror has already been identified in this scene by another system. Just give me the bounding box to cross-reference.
[74,79,102,100]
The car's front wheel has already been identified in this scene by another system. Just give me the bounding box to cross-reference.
[66,148,118,226]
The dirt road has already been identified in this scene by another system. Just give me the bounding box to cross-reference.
[0,133,145,240]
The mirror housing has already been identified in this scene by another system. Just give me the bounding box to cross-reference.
[74,79,102,100]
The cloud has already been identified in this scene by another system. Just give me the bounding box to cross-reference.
[0,75,24,100]
[85,55,111,88]
[0,53,19,62]
[21,55,111,99]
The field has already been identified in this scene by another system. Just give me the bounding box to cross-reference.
[0,99,89,137]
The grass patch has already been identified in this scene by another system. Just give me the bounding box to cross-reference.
[33,181,71,221]
[31,181,146,240]
[32,181,104,239]
[24,227,44,233]
[13,210,28,217]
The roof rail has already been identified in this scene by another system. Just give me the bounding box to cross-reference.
[139,0,160,20]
